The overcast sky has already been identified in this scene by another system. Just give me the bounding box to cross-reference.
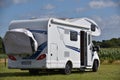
[0,0,120,41]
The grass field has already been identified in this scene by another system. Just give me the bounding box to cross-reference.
[0,48,120,80]
[0,63,120,80]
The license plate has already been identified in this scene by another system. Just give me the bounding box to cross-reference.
[21,61,31,65]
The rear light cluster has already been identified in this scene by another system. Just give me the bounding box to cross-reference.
[8,54,46,61]
[37,54,46,60]
[8,55,16,61]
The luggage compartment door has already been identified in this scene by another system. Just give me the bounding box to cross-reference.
[50,43,58,68]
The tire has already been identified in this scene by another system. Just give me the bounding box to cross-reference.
[92,60,98,72]
[64,62,72,75]
[29,69,39,75]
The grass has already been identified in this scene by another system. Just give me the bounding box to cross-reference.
[0,54,7,59]
[0,48,120,80]
[0,63,120,80]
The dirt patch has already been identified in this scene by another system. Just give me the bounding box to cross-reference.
[101,60,109,64]
[101,60,120,64]
[0,59,8,63]
[112,60,120,64]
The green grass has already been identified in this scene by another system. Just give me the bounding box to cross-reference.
[0,54,7,59]
[0,63,120,80]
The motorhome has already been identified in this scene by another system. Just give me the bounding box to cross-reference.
[3,18,101,74]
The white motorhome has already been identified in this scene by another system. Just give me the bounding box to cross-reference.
[3,18,101,74]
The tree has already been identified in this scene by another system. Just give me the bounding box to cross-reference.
[93,38,120,48]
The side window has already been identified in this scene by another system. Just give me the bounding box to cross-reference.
[91,24,96,31]
[70,31,78,41]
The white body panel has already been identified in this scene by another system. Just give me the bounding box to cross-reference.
[3,18,101,70]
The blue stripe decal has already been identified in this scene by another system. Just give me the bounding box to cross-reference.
[66,45,80,53]
[29,30,47,34]
[24,42,47,59]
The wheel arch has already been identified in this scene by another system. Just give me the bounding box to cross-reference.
[93,59,100,67]
[66,60,73,68]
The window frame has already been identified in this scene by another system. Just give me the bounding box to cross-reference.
[70,31,78,41]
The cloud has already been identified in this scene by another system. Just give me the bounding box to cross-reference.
[12,0,29,4]
[109,15,120,25]
[0,0,30,8]
[0,0,12,8]
[90,16,105,29]
[0,0,4,8]
[91,15,120,29]
[43,4,55,10]
[91,15,120,41]
[76,7,87,13]
[89,0,120,9]
[57,0,64,2]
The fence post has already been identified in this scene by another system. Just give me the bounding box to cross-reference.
[5,58,6,67]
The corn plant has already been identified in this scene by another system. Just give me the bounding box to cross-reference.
[98,48,120,63]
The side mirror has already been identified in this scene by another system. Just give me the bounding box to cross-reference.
[93,45,100,52]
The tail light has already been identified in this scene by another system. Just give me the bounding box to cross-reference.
[37,54,46,60]
[8,55,16,61]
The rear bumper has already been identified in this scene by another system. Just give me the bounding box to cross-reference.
[8,59,46,69]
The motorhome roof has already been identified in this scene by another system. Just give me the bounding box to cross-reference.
[9,18,95,30]
[50,18,101,36]
[9,17,101,36]
[9,18,49,30]
[50,18,91,30]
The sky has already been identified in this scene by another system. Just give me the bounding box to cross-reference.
[0,0,120,41]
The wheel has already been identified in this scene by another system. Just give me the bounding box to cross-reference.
[29,69,39,75]
[92,60,98,72]
[64,62,72,75]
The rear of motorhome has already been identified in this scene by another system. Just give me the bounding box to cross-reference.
[3,18,101,74]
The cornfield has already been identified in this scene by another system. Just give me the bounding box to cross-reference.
[99,48,120,63]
